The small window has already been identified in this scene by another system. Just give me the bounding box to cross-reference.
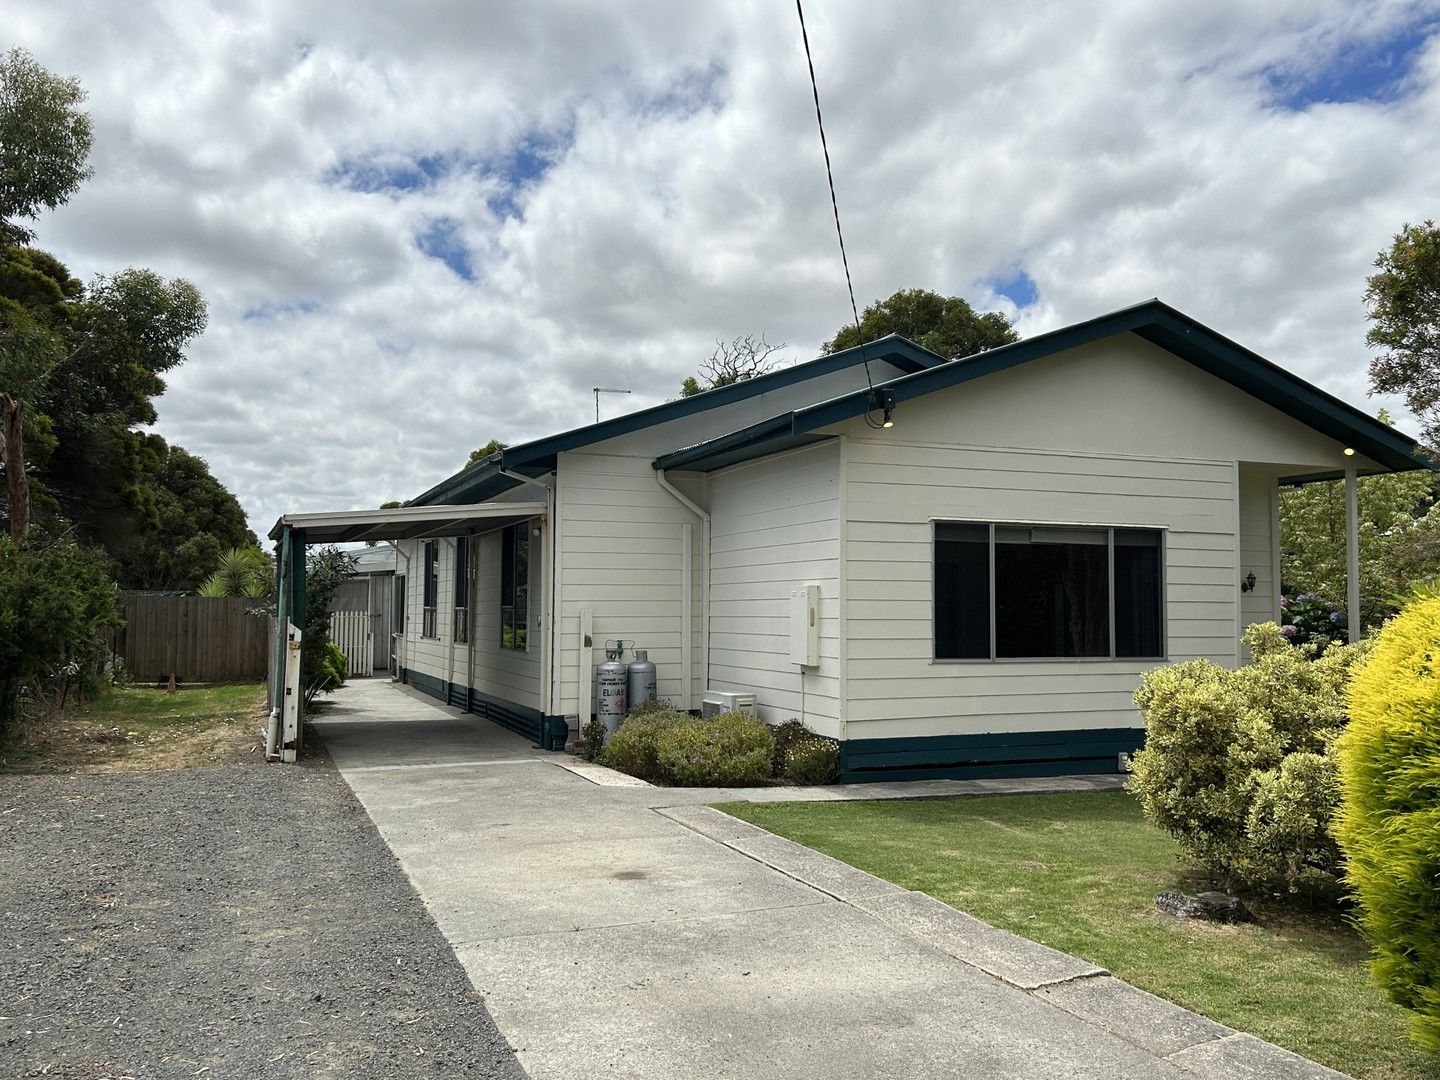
[453,536,469,644]
[421,540,439,639]
[500,522,529,650]
[394,574,406,632]
[934,524,1164,661]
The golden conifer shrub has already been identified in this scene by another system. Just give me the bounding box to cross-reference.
[1335,595,1440,1051]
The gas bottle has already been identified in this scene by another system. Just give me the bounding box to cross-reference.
[596,641,628,733]
[627,648,657,710]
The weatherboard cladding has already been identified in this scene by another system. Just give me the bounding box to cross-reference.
[383,300,1422,776]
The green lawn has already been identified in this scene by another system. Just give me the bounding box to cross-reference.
[718,791,1439,1080]
[1,682,265,773]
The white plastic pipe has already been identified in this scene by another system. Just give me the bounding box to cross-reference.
[656,470,710,712]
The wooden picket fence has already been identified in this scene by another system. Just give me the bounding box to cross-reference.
[111,593,270,682]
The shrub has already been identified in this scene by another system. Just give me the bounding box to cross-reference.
[581,717,606,763]
[602,707,694,781]
[785,735,840,785]
[770,718,811,777]
[654,711,774,787]
[318,641,348,692]
[626,697,673,719]
[0,535,120,736]
[1334,594,1440,1051]
[1129,622,1366,892]
[1281,593,1348,649]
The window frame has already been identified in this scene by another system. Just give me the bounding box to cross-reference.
[931,519,1167,664]
[421,540,439,640]
[499,521,531,652]
[453,535,469,644]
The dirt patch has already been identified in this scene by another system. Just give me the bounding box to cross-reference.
[2,688,266,775]
[0,750,525,1078]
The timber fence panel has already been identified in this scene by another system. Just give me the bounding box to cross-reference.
[113,594,270,682]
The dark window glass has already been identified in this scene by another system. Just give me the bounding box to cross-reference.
[394,574,406,630]
[454,536,469,609]
[421,541,439,638]
[994,527,1109,658]
[1114,529,1163,657]
[501,523,530,650]
[422,542,438,607]
[934,523,990,659]
[453,536,470,644]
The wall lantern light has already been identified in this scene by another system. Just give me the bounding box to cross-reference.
[868,388,897,429]
[1240,571,1257,593]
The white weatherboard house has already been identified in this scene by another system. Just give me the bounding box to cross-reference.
[269,300,1427,778]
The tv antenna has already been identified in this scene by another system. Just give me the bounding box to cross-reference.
[593,387,631,423]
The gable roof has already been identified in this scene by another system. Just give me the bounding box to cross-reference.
[409,335,946,505]
[653,299,1431,480]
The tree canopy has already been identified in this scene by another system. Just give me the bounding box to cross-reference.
[823,288,1018,359]
[1280,464,1440,630]
[0,48,94,246]
[1367,221,1440,446]
[680,334,784,398]
[467,438,508,466]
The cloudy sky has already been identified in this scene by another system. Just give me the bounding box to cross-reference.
[11,1,1440,537]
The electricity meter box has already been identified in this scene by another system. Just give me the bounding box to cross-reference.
[789,584,819,667]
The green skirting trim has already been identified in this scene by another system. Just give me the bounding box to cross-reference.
[838,727,1145,783]
[405,671,551,749]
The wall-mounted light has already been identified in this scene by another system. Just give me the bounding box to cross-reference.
[1240,571,1257,593]
[868,388,897,429]
[1343,447,1356,457]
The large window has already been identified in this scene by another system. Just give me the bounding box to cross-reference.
[934,523,1163,661]
[500,522,529,650]
[453,535,469,644]
[421,540,439,639]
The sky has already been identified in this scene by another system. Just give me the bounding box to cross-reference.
[10,0,1440,539]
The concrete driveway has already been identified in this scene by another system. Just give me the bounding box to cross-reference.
[311,679,1345,1080]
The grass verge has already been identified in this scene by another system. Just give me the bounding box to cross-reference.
[718,790,1439,1080]
[1,682,267,774]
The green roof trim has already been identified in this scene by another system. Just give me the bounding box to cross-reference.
[409,336,945,506]
[654,299,1432,476]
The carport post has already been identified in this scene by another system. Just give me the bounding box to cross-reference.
[1345,468,1360,643]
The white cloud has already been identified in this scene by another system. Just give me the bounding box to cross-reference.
[11,0,1440,537]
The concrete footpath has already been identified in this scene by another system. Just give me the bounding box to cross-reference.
[311,679,1347,1080]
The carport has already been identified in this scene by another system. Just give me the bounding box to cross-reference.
[265,501,547,761]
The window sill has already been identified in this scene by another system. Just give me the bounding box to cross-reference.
[929,656,1169,665]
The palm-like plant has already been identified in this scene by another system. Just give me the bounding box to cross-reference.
[197,547,273,598]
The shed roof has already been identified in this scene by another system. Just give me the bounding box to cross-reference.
[653,299,1431,480]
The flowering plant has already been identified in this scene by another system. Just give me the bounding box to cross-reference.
[1281,593,1348,649]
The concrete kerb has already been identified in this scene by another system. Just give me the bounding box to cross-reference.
[668,803,1354,1080]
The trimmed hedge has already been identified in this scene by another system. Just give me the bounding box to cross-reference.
[601,707,694,782]
[1335,595,1440,1051]
[1129,622,1367,892]
[655,710,773,787]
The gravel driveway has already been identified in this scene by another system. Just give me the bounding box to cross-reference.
[0,750,526,1079]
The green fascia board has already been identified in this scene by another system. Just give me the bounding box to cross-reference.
[498,336,943,471]
[663,299,1432,475]
[409,336,941,506]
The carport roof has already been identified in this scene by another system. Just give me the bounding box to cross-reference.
[267,501,547,545]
